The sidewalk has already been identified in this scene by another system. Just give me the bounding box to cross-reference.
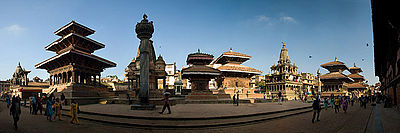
[366,103,400,133]
[78,101,312,118]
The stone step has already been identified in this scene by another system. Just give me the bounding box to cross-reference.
[61,105,313,128]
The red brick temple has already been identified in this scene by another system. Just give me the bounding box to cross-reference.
[182,49,221,101]
[35,21,116,104]
[210,48,262,98]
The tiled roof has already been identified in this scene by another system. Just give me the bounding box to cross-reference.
[222,51,251,58]
[182,65,220,73]
[320,61,346,67]
[217,64,262,74]
[320,72,354,82]
[347,82,367,89]
[348,73,364,79]
[35,49,116,69]
[54,21,95,36]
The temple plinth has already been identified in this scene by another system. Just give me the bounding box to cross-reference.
[35,21,116,104]
[182,49,221,100]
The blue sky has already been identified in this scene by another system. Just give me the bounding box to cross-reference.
[0,0,377,84]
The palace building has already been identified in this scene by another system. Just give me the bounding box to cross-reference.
[265,42,303,100]
[35,21,116,104]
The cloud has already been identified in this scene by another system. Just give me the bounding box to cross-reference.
[280,16,297,23]
[3,24,25,34]
[256,15,274,26]
[257,15,270,22]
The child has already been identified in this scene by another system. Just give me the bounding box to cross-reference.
[53,98,62,121]
[70,100,79,124]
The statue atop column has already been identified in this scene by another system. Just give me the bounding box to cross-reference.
[136,14,154,105]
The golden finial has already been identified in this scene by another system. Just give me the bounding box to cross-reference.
[197,49,200,53]
[143,14,148,19]
[354,63,356,67]
[334,57,337,62]
[230,47,232,52]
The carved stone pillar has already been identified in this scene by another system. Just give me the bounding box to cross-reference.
[71,71,76,83]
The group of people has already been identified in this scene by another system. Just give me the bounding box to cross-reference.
[1,93,81,130]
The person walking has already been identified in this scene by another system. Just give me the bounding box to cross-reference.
[159,92,171,114]
[53,98,62,121]
[46,96,54,121]
[312,97,321,123]
[278,91,283,105]
[351,97,355,106]
[323,98,328,110]
[236,92,239,106]
[29,97,32,114]
[334,96,340,113]
[37,96,43,115]
[32,95,37,115]
[70,100,79,125]
[60,92,65,105]
[6,95,10,108]
[232,94,236,105]
[342,97,349,113]
[10,95,21,130]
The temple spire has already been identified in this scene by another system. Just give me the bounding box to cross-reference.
[279,42,290,63]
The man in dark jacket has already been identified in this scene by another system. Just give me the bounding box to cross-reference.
[312,96,321,123]
[10,95,21,130]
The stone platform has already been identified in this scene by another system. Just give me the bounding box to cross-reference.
[75,101,311,118]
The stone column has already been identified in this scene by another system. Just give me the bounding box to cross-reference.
[66,72,69,83]
[93,74,97,84]
[98,73,101,85]
[71,71,76,83]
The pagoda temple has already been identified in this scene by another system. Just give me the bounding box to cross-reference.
[265,42,303,100]
[346,63,368,97]
[182,49,221,100]
[210,48,262,98]
[320,57,354,97]
[35,21,116,104]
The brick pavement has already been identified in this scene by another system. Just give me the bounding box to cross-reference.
[2,101,400,133]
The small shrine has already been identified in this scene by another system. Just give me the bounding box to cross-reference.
[182,49,221,100]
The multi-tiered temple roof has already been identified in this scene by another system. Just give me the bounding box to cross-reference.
[36,21,116,70]
[320,57,353,82]
[183,49,220,77]
[212,48,262,74]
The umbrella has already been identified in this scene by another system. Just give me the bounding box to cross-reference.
[164,92,171,95]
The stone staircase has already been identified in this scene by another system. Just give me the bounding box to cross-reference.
[61,105,315,128]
